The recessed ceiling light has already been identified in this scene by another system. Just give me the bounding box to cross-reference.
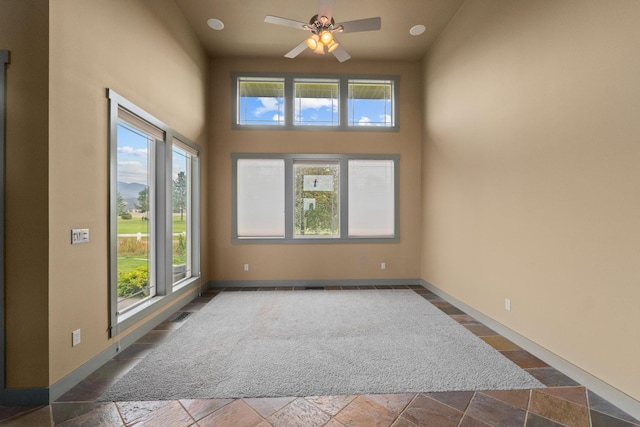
[409,24,426,36]
[207,18,224,31]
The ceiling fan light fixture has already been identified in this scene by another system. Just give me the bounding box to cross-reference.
[326,40,339,53]
[313,44,325,55]
[320,30,334,45]
[306,34,319,50]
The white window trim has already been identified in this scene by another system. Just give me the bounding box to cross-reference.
[232,73,399,132]
[107,89,201,337]
[231,153,400,244]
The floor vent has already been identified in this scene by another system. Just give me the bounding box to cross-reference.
[304,286,324,290]
[172,312,192,322]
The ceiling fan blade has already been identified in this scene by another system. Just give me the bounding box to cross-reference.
[318,0,336,21]
[264,15,309,30]
[331,43,351,63]
[285,40,309,59]
[337,17,381,33]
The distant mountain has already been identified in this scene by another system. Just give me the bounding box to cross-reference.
[118,181,147,211]
[118,181,147,199]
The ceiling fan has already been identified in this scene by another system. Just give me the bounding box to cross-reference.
[264,0,381,63]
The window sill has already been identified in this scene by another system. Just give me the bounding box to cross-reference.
[114,276,201,336]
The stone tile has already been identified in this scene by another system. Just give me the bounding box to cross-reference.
[113,343,157,360]
[450,315,482,325]
[125,400,192,426]
[0,406,43,423]
[244,396,297,418]
[465,393,527,427]
[424,391,474,412]
[463,324,498,337]
[458,415,492,427]
[305,395,356,416]
[590,409,640,427]
[535,386,587,407]
[56,403,123,426]
[479,390,530,410]
[135,330,172,344]
[588,390,640,424]
[420,294,444,301]
[177,302,207,311]
[117,401,170,424]
[525,412,566,427]
[364,394,415,415]
[335,395,397,427]
[267,398,330,427]
[0,406,52,426]
[324,419,346,427]
[86,358,140,380]
[529,389,590,427]
[52,402,118,424]
[500,350,549,368]
[180,398,233,420]
[479,336,521,351]
[255,421,274,427]
[525,368,580,387]
[392,416,419,427]
[56,378,114,402]
[153,320,184,331]
[401,394,463,427]
[199,399,263,427]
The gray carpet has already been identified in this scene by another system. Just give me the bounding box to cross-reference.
[100,290,544,401]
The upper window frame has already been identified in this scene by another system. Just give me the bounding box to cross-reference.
[232,73,399,132]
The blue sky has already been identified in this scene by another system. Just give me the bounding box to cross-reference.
[117,122,188,185]
[241,96,392,126]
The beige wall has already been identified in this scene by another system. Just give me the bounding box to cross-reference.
[1,0,50,388]
[45,0,208,385]
[208,57,422,284]
[423,0,640,401]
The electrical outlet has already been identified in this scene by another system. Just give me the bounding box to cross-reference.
[381,262,386,270]
[243,263,249,271]
[505,298,511,311]
[72,329,81,347]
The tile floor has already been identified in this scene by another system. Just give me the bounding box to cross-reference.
[1,286,638,426]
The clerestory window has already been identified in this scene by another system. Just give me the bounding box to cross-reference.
[233,74,398,131]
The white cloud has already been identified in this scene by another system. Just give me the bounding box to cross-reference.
[299,98,337,111]
[254,97,281,116]
[118,161,148,184]
[272,113,284,122]
[118,146,148,156]
[358,116,372,126]
[379,114,392,125]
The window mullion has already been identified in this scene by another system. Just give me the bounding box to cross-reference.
[284,157,294,239]
[285,76,294,128]
[339,78,348,130]
[339,157,349,238]
[154,138,170,296]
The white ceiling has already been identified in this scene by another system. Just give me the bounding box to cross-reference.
[175,0,464,62]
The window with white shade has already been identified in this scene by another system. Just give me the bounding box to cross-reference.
[232,153,399,243]
[348,160,395,237]
[236,159,285,238]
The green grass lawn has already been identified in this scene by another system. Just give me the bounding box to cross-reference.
[118,215,187,234]
[118,256,147,274]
